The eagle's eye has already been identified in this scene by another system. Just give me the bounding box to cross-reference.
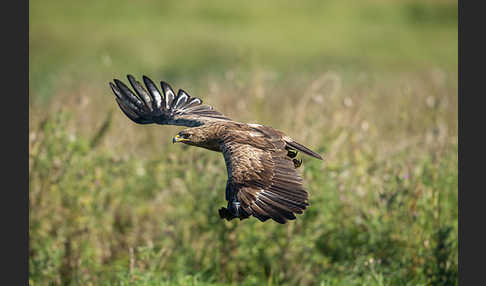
[181,133,191,139]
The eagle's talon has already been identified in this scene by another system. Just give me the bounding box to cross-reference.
[218,207,228,219]
[293,158,302,168]
[219,207,235,220]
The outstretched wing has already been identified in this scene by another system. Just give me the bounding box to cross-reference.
[222,136,309,224]
[109,75,231,127]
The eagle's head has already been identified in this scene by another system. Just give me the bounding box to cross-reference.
[173,128,221,152]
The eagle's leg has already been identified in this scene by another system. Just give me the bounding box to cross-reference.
[287,148,302,168]
[219,184,249,221]
[219,200,249,221]
[287,148,298,158]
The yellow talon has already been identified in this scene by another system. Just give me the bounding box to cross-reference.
[293,158,302,168]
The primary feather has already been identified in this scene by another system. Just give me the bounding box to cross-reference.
[110,74,231,126]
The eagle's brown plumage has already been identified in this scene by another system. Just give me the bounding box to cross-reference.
[110,75,323,224]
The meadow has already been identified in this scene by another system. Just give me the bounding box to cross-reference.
[29,0,458,285]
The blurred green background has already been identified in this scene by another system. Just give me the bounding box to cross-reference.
[29,0,458,285]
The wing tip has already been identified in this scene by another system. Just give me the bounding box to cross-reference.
[109,81,117,90]
[113,78,123,86]
[110,74,230,126]
[126,74,138,85]
[142,75,157,88]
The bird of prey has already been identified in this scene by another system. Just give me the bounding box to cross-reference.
[109,75,323,224]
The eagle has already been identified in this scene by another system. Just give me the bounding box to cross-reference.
[109,75,323,224]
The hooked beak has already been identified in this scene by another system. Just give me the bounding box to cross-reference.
[173,134,189,144]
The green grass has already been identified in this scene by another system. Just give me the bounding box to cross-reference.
[29,0,457,102]
[29,0,457,285]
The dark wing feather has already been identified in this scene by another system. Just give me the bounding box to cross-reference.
[110,75,231,127]
[222,138,309,224]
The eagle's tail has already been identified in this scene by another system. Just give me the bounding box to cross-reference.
[285,139,323,160]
